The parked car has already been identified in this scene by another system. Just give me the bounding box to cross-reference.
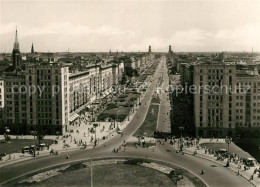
[245,158,256,167]
[217,149,227,154]
[22,146,30,154]
[30,145,36,150]
[117,129,123,134]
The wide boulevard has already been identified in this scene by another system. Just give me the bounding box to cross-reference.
[0,57,252,187]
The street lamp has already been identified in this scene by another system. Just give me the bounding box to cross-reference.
[225,137,232,154]
[116,110,119,130]
[5,127,10,142]
[93,123,98,147]
[179,126,184,138]
[217,124,219,139]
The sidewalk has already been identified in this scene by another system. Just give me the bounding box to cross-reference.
[0,69,151,168]
[183,145,260,187]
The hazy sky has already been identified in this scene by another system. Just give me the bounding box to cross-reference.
[1,0,260,52]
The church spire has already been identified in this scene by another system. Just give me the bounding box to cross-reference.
[13,27,20,50]
[31,43,34,53]
[12,27,21,69]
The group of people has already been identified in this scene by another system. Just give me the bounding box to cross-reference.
[199,145,260,179]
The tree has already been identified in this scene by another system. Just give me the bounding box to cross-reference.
[125,66,138,77]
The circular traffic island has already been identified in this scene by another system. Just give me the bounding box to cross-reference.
[13,158,206,187]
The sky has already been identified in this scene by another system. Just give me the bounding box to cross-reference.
[0,0,260,52]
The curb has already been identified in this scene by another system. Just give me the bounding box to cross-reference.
[184,149,258,187]
[1,156,210,187]
[0,147,81,168]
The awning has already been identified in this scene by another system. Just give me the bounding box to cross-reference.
[69,113,80,122]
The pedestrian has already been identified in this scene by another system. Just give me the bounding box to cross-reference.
[201,169,205,175]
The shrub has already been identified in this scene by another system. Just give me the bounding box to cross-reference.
[118,94,128,98]
[116,98,125,102]
[97,113,127,122]
[106,103,118,110]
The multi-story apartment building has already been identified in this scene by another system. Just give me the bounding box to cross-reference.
[3,73,27,127]
[100,65,113,93]
[24,63,69,134]
[235,74,260,137]
[194,62,237,137]
[0,29,126,135]
[0,79,4,123]
[185,61,260,138]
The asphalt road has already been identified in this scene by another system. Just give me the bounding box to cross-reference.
[156,56,171,132]
[0,58,253,187]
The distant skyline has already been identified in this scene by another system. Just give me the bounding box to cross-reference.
[0,0,260,53]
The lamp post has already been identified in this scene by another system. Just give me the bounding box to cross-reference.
[93,123,98,147]
[225,137,232,154]
[90,151,93,187]
[116,110,119,130]
[127,101,130,121]
[5,127,10,142]
[179,126,184,138]
[217,124,219,139]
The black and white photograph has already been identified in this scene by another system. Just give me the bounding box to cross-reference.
[0,0,260,186]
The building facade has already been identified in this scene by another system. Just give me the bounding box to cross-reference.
[24,63,69,134]
[0,29,127,135]
[191,61,260,138]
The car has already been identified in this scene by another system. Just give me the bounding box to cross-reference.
[117,129,123,134]
[39,143,46,147]
[22,146,30,154]
[30,145,36,150]
[38,143,46,150]
[245,158,256,167]
[217,149,227,154]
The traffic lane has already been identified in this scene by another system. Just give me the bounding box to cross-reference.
[81,141,253,187]
[93,146,253,187]
[160,143,252,187]
[0,63,162,184]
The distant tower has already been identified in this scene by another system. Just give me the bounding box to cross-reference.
[218,52,225,63]
[31,43,34,54]
[169,45,172,53]
[12,28,21,69]
[148,45,151,53]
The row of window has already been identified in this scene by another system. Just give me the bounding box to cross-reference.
[199,68,233,74]
[236,122,260,126]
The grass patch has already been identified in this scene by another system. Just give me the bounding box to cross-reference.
[97,106,131,122]
[106,103,118,110]
[151,97,160,104]
[134,104,159,137]
[98,92,139,122]
[23,163,176,187]
[0,139,54,154]
[118,94,128,98]
[59,163,86,173]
